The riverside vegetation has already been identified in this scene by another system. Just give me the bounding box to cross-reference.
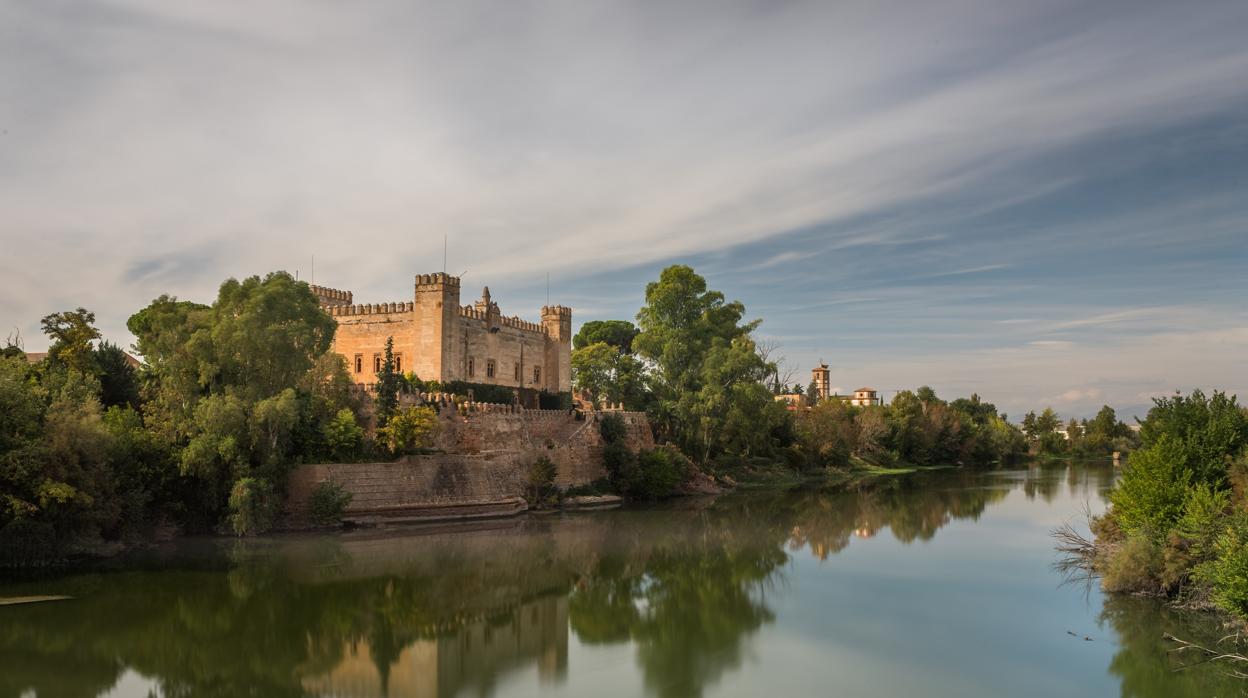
[1,264,1142,567]
[1060,391,1248,626]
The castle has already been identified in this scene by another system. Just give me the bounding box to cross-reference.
[309,273,571,398]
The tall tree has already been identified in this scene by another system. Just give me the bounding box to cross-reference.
[41,307,102,373]
[573,320,640,352]
[376,337,400,425]
[633,265,776,460]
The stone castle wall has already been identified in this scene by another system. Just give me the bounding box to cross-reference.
[285,409,653,526]
[319,273,571,394]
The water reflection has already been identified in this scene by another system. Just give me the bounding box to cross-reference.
[0,463,1238,698]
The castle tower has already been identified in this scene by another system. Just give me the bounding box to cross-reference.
[542,305,573,393]
[413,273,461,382]
[811,362,830,400]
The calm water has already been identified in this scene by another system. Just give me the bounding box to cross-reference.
[1,463,1241,698]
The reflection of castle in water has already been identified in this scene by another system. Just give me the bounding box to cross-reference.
[303,595,568,698]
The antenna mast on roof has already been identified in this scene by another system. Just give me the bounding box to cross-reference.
[546,272,550,307]
[443,234,447,276]
[311,255,314,285]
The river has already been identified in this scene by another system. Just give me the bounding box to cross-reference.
[0,462,1238,697]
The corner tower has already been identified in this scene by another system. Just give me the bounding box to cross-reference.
[541,305,573,393]
[413,273,460,382]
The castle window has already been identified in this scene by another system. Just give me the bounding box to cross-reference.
[514,363,521,381]
[486,359,496,378]
[373,354,382,373]
[395,354,402,373]
[533,366,541,383]
[468,358,475,377]
[354,354,363,374]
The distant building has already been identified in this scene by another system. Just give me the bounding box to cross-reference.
[775,393,807,410]
[849,387,882,407]
[810,363,831,401]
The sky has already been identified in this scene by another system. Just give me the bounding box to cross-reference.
[2,0,1246,420]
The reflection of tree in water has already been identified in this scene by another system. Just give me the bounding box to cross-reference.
[1099,594,1245,698]
[782,471,1011,557]
[570,539,786,698]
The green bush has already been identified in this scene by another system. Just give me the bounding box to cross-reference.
[309,479,352,527]
[1101,535,1161,594]
[525,457,559,509]
[1161,484,1231,589]
[1196,514,1248,619]
[323,408,363,461]
[600,413,627,444]
[227,477,276,536]
[377,406,439,455]
[1108,436,1193,541]
[631,446,691,500]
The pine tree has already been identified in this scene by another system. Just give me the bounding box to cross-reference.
[376,336,400,425]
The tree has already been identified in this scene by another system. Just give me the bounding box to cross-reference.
[633,265,773,461]
[805,380,820,407]
[375,336,400,425]
[40,307,102,373]
[573,320,639,352]
[1138,390,1247,486]
[127,273,343,528]
[94,341,140,409]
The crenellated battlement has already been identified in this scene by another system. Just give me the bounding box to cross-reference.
[501,315,544,333]
[415,272,460,289]
[310,284,353,306]
[328,301,414,317]
[541,305,572,319]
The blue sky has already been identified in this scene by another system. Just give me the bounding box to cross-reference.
[2,0,1245,419]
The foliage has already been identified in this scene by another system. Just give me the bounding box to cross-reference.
[323,408,364,461]
[600,413,628,444]
[608,445,691,501]
[442,380,518,405]
[1090,389,1248,617]
[1101,536,1161,594]
[40,307,102,373]
[227,477,276,536]
[633,265,778,462]
[525,456,559,508]
[308,479,352,527]
[573,320,639,352]
[94,341,141,409]
[375,336,400,425]
[376,406,439,454]
[795,399,856,468]
[1109,436,1193,541]
[1138,390,1248,486]
[572,342,648,409]
[1195,513,1248,619]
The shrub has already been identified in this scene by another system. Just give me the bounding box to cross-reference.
[526,457,559,509]
[323,408,364,461]
[1160,483,1231,590]
[1109,436,1193,541]
[630,446,691,500]
[228,477,276,536]
[599,413,627,444]
[1101,535,1161,594]
[1196,514,1248,619]
[606,445,691,501]
[309,479,352,527]
[377,406,440,455]
[602,441,634,481]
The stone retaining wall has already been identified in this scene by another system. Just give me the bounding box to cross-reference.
[284,410,653,527]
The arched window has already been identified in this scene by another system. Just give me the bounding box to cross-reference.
[468,357,475,377]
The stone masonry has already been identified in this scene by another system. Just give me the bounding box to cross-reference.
[285,408,653,526]
[309,274,571,395]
